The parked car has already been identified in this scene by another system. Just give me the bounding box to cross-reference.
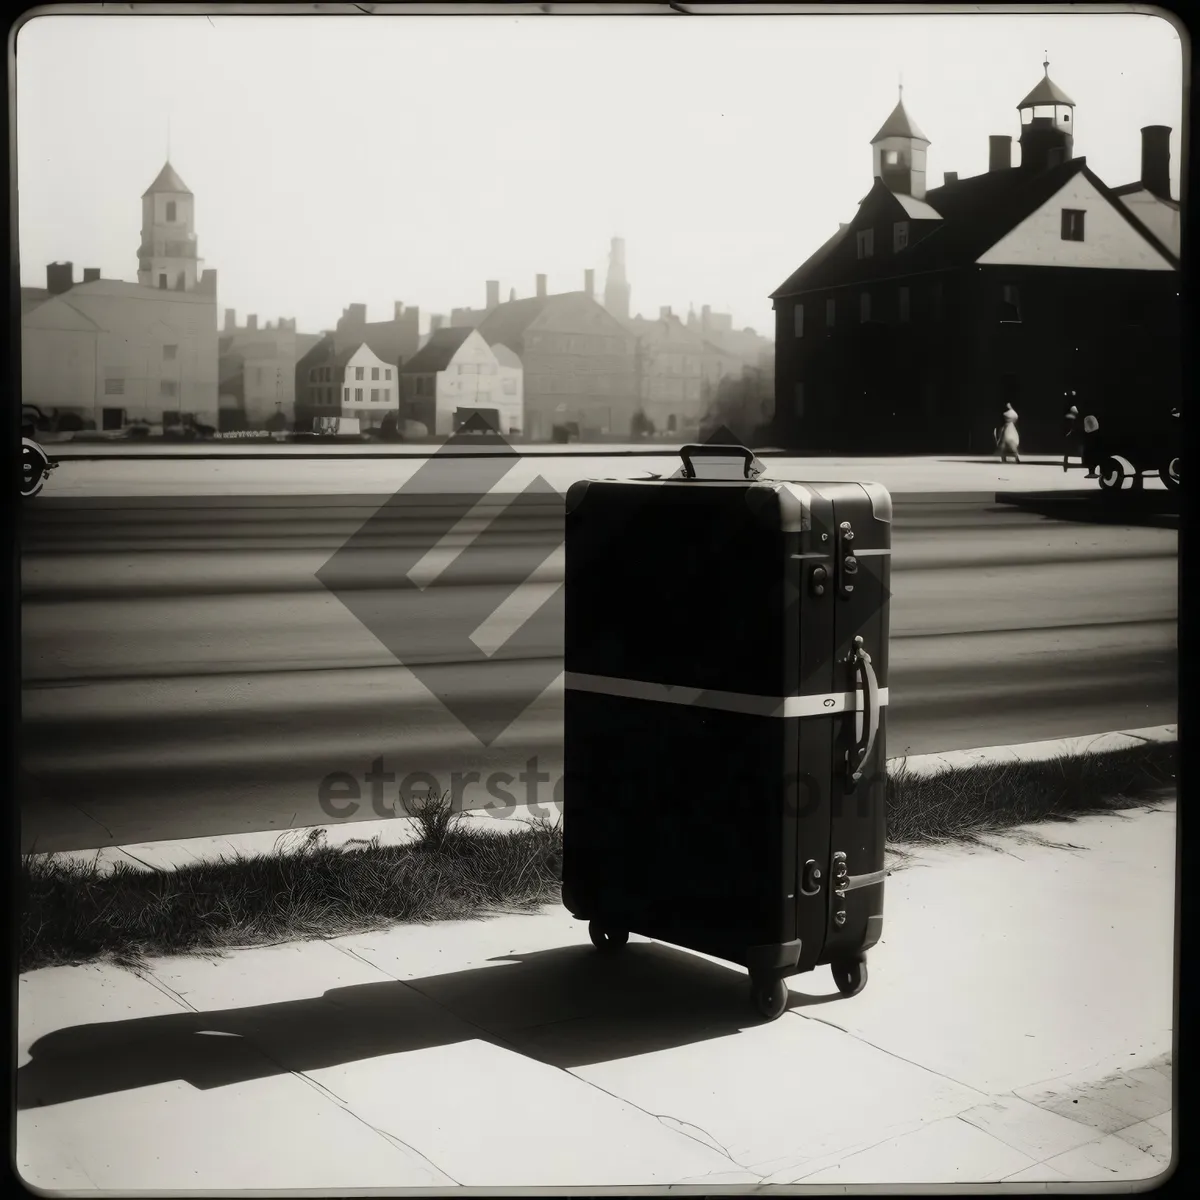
[1093,408,1180,493]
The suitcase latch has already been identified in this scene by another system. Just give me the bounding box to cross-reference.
[837,521,856,597]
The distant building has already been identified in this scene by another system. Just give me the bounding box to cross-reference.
[399,327,524,436]
[217,309,322,431]
[293,335,400,432]
[333,301,421,371]
[770,68,1180,454]
[626,308,724,437]
[21,160,219,430]
[474,274,639,440]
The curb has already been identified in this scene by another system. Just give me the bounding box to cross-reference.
[30,725,1176,878]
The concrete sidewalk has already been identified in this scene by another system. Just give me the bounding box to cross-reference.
[18,800,1175,1189]
[39,450,1159,499]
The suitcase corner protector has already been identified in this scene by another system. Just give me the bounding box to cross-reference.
[746,939,803,974]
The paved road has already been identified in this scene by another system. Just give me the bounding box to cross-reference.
[20,495,1177,853]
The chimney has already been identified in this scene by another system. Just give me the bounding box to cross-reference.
[247,314,258,331]
[989,136,1012,173]
[584,268,595,297]
[82,267,100,283]
[659,305,672,320]
[509,287,517,302]
[394,301,406,321]
[224,308,236,331]
[536,273,547,298]
[486,280,500,309]
[431,314,445,332]
[701,304,711,328]
[1141,125,1172,200]
[943,171,959,185]
[46,261,74,295]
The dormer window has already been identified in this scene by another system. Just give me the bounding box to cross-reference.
[856,229,875,259]
[893,221,910,252]
[1061,209,1085,241]
[884,149,900,166]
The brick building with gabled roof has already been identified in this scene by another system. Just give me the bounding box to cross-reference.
[771,67,1180,455]
[473,277,638,440]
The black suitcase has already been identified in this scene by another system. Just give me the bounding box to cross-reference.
[561,443,891,1020]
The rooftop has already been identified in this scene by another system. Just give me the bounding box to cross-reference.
[871,94,929,143]
[142,161,192,198]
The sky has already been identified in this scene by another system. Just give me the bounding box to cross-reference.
[15,8,1184,339]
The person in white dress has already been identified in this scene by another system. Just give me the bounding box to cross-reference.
[994,404,1020,463]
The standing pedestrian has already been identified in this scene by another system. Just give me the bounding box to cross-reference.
[995,404,1021,463]
[1063,401,1082,472]
[1081,412,1100,478]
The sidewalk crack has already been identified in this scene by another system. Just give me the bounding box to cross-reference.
[801,1012,989,1099]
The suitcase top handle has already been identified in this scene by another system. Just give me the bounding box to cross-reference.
[678,444,765,481]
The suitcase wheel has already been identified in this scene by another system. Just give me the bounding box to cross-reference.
[749,975,790,1022]
[831,957,868,998]
[588,921,629,953]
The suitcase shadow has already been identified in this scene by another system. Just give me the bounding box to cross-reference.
[17,941,843,1110]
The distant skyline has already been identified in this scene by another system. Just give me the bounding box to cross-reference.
[16,10,1184,337]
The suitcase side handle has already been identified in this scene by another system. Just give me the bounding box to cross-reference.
[678,444,763,480]
[848,636,880,786]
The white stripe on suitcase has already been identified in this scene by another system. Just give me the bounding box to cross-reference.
[564,672,889,718]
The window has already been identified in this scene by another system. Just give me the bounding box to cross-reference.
[163,344,178,361]
[343,387,350,402]
[856,228,875,259]
[104,377,125,395]
[999,285,1022,323]
[370,389,379,402]
[354,388,363,403]
[859,291,872,323]
[884,149,899,166]
[160,380,178,397]
[793,304,805,338]
[825,297,836,328]
[1061,209,1085,241]
[166,201,176,222]
[158,274,168,289]
[894,221,910,253]
[385,369,392,380]
[794,382,805,417]
[309,369,317,382]
[371,367,380,380]
[355,367,365,380]
[898,286,911,323]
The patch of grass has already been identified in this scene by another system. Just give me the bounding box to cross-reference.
[20,744,1176,973]
[20,796,562,974]
[886,741,1176,845]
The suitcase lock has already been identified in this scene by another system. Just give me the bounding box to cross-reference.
[800,859,823,896]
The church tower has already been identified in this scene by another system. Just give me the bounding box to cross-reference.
[870,86,930,200]
[137,161,201,291]
[1017,60,1075,172]
[603,236,631,322]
